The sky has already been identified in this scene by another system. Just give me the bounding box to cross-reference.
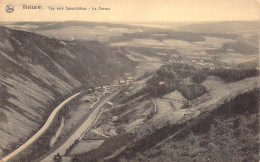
[0,0,259,22]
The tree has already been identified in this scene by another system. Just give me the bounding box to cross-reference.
[53,153,62,162]
[191,70,207,84]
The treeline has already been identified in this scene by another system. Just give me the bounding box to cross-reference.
[205,68,258,83]
[192,67,258,83]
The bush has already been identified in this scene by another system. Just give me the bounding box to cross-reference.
[177,84,207,100]
[156,66,177,80]
[191,71,207,84]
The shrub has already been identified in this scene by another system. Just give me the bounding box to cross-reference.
[191,71,207,84]
[177,84,207,100]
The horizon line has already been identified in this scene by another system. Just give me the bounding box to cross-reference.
[0,20,259,24]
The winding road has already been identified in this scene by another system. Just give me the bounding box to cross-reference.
[1,92,82,162]
[39,89,120,162]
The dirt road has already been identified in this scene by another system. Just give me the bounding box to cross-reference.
[39,90,119,162]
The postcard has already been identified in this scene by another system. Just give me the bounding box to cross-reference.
[0,0,259,161]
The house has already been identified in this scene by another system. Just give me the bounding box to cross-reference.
[159,81,165,85]
[119,80,126,85]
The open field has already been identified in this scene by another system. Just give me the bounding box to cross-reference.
[110,36,236,50]
[150,98,188,128]
[70,140,105,155]
[162,91,187,109]
[109,29,258,71]
[125,51,164,78]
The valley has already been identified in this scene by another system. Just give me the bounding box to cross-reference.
[0,21,259,162]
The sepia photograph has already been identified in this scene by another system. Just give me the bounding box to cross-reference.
[0,0,259,161]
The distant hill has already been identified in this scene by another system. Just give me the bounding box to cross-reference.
[0,21,146,42]
[179,21,259,34]
[0,26,134,157]
[6,21,140,31]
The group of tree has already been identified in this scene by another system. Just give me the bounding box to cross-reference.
[145,63,205,98]
[205,68,258,83]
[177,83,207,100]
[134,62,258,106]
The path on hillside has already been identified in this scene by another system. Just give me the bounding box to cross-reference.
[1,92,82,162]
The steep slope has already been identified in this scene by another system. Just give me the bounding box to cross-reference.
[0,26,134,157]
[103,76,259,162]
